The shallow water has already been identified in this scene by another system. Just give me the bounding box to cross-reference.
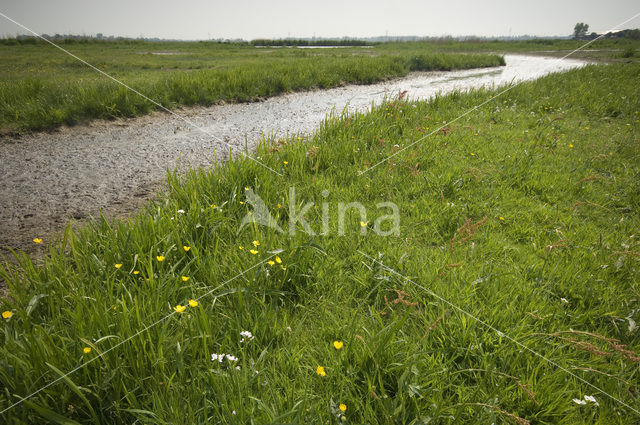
[0,54,587,254]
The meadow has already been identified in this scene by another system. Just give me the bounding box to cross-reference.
[1,59,639,424]
[0,40,505,132]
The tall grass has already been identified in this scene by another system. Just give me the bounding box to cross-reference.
[0,41,503,132]
[1,63,639,424]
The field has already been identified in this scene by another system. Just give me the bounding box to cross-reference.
[0,40,506,132]
[1,54,639,424]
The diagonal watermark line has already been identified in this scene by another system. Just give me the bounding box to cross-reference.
[0,254,277,415]
[357,251,640,415]
[0,11,282,177]
[358,10,640,176]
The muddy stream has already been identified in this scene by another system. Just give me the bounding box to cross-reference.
[0,54,586,256]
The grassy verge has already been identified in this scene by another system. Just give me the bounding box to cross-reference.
[0,41,503,132]
[1,63,639,424]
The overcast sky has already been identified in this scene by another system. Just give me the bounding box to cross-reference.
[0,1,639,40]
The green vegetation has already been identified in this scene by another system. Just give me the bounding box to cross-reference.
[0,41,503,132]
[1,62,639,423]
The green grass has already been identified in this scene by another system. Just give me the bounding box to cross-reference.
[0,40,504,132]
[1,62,640,424]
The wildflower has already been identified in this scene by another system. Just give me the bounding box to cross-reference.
[156,255,165,262]
[177,209,185,214]
[239,245,244,250]
[33,238,42,244]
[226,354,238,362]
[275,256,282,264]
[569,144,574,148]
[240,331,254,342]
[277,203,282,209]
[211,353,225,362]
[499,217,504,221]
[333,341,343,350]
[339,403,347,412]
[283,161,289,165]
[297,136,302,141]
[182,276,190,282]
[360,221,368,228]
[252,240,260,247]
[2,311,13,319]
[573,398,586,405]
[245,187,249,191]
[470,152,475,156]
[83,347,92,354]
[188,299,198,307]
[584,395,599,406]
[210,204,216,208]
[133,270,140,275]
[183,245,191,252]
[250,249,258,255]
[267,260,275,266]
[173,304,186,313]
[316,366,326,376]
[114,264,122,269]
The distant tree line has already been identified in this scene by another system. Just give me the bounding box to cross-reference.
[573,22,640,40]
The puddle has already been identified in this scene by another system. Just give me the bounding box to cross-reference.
[0,54,587,254]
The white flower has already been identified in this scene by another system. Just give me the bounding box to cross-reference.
[561,298,569,304]
[240,331,254,342]
[573,398,587,405]
[177,209,185,214]
[211,353,224,363]
[226,354,238,362]
[584,395,599,406]
[235,366,241,370]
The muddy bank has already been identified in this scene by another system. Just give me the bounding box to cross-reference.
[0,55,586,257]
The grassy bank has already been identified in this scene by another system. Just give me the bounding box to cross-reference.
[0,41,503,132]
[1,62,639,423]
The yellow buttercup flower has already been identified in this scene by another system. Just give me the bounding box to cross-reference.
[183,245,191,252]
[275,256,282,264]
[316,366,326,376]
[277,203,282,209]
[250,249,258,255]
[33,238,42,244]
[267,260,275,266]
[569,144,574,148]
[2,311,13,319]
[360,221,368,228]
[339,403,347,412]
[83,347,91,354]
[252,240,260,247]
[133,270,140,275]
[283,161,289,165]
[239,245,244,250]
[210,204,216,208]
[156,256,165,262]
[188,299,198,307]
[182,276,190,282]
[333,341,343,350]
[173,305,186,313]
[499,217,504,221]
[114,264,122,269]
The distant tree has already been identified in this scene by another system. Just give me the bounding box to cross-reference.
[573,22,589,39]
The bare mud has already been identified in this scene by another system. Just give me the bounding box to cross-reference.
[0,55,586,256]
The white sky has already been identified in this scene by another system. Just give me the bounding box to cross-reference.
[0,0,639,40]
